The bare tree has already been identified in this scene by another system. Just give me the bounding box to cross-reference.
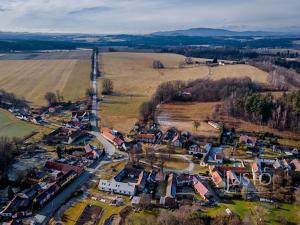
[44,92,57,106]
[85,88,94,98]
[153,60,165,69]
[241,186,248,200]
[295,188,300,205]
[158,211,176,225]
[251,205,268,225]
[138,193,152,210]
[102,78,114,95]
[193,120,200,131]
[56,90,64,102]
[185,57,193,65]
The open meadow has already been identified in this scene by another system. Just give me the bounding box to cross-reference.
[0,109,38,139]
[0,59,90,106]
[99,52,268,133]
[157,102,221,137]
[157,101,300,139]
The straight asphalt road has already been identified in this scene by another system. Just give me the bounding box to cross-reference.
[37,50,116,224]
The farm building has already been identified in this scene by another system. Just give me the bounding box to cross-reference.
[43,127,85,145]
[45,161,84,175]
[101,127,124,147]
[98,179,136,196]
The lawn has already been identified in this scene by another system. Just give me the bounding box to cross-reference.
[204,200,299,225]
[126,209,161,225]
[0,109,38,138]
[0,59,90,106]
[94,160,127,181]
[164,157,190,170]
[99,52,268,133]
[278,138,300,148]
[63,199,127,225]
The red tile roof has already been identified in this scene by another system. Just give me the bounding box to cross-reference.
[45,161,84,175]
[240,135,257,145]
[113,137,124,146]
[217,166,247,174]
[212,171,224,187]
[252,161,259,173]
[101,127,112,134]
[291,159,300,171]
[102,131,116,143]
[137,133,155,139]
[193,177,208,198]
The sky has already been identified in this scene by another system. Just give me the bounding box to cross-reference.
[0,0,299,34]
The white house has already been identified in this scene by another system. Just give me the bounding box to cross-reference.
[208,121,221,130]
[98,179,136,196]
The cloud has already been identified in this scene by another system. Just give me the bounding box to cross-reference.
[0,0,299,33]
[68,6,113,15]
[0,6,8,11]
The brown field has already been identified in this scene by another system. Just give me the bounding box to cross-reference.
[157,102,221,137]
[157,101,300,139]
[99,52,268,133]
[0,59,90,106]
[210,64,268,83]
[218,115,300,139]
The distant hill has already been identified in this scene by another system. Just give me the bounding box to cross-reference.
[151,28,298,37]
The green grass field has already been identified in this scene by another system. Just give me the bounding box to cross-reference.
[205,200,299,225]
[0,109,38,138]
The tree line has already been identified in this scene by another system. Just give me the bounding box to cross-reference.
[140,77,263,122]
[139,77,300,132]
[0,137,21,180]
[0,89,29,109]
[249,60,300,89]
[161,46,259,60]
[0,40,78,51]
[274,58,300,74]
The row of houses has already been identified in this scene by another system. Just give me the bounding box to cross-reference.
[65,110,90,129]
[0,160,82,220]
[252,158,300,183]
[209,165,248,191]
[99,165,217,209]
[0,144,101,222]
[158,173,216,208]
[43,127,88,145]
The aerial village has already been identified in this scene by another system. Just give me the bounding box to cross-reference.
[0,50,300,225]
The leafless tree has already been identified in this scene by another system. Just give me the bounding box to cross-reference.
[193,120,200,131]
[158,211,176,225]
[138,193,152,210]
[85,88,94,98]
[185,57,193,65]
[44,92,57,106]
[102,78,114,95]
[295,188,300,205]
[251,205,268,225]
[153,60,165,69]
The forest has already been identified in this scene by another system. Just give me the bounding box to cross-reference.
[140,77,300,132]
[225,90,300,132]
